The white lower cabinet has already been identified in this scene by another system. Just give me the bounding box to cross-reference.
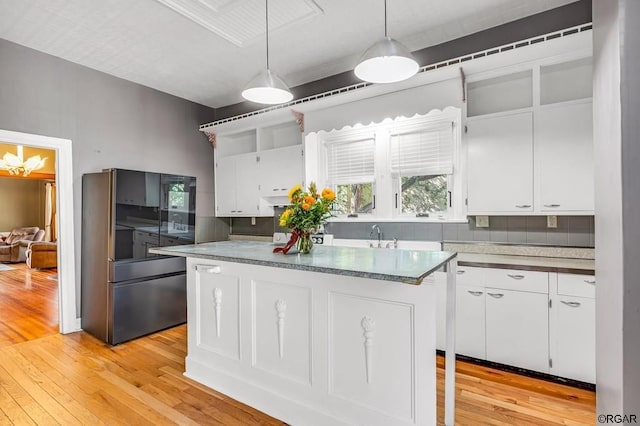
[549,274,596,383]
[456,285,486,360]
[551,296,595,383]
[437,267,595,382]
[485,288,549,373]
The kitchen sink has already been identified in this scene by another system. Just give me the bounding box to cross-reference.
[331,239,440,251]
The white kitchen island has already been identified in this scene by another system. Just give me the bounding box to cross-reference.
[150,241,457,426]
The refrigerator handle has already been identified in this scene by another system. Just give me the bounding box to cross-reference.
[107,170,116,260]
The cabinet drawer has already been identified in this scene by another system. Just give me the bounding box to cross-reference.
[484,268,548,293]
[454,266,485,286]
[557,273,595,299]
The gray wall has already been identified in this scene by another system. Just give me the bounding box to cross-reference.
[0,177,45,230]
[0,38,227,313]
[594,0,640,416]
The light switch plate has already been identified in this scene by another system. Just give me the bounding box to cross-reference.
[476,215,490,228]
[251,217,256,226]
[547,215,557,228]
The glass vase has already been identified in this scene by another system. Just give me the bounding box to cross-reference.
[296,232,313,254]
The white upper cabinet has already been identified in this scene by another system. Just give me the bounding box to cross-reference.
[214,121,303,217]
[258,145,304,197]
[215,152,260,216]
[466,56,594,215]
[467,112,533,214]
[257,122,304,212]
[536,101,594,212]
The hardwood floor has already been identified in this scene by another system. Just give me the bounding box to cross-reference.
[0,263,58,346]
[0,324,595,425]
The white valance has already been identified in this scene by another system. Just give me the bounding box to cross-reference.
[305,78,462,134]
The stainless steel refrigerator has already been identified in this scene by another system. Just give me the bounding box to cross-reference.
[81,169,196,344]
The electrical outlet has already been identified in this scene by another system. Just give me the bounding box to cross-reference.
[251,217,256,226]
[476,215,490,228]
[547,215,557,228]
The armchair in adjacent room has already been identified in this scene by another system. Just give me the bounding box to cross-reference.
[26,241,57,269]
[0,227,45,263]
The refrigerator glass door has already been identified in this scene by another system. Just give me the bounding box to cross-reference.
[114,170,161,260]
[160,174,196,246]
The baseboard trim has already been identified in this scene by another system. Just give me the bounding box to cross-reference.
[436,350,595,391]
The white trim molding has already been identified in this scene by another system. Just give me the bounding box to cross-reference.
[0,128,78,334]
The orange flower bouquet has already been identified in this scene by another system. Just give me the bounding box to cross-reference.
[273,182,335,254]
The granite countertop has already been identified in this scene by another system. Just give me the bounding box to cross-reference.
[443,242,595,274]
[149,241,457,285]
[456,253,595,274]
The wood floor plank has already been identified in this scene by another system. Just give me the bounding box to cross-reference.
[0,379,37,426]
[2,346,99,425]
[0,364,59,425]
[0,264,58,346]
[0,315,595,425]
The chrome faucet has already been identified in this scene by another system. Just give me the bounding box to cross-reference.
[370,224,382,248]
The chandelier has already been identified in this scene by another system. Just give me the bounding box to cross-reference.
[0,145,47,177]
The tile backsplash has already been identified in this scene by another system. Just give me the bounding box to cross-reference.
[226,215,595,248]
[324,216,594,247]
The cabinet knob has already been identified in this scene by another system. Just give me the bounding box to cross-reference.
[467,290,483,296]
[560,300,581,308]
[487,292,504,298]
[515,204,531,208]
[584,279,596,285]
[456,270,466,275]
[544,204,561,208]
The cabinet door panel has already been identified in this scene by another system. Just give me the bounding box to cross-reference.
[456,285,486,359]
[194,267,241,360]
[215,160,236,216]
[252,280,311,385]
[467,112,533,213]
[329,292,415,421]
[485,288,548,372]
[536,101,594,212]
[235,153,260,215]
[259,146,303,197]
[553,296,595,383]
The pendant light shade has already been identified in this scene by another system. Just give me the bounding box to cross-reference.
[241,0,293,105]
[242,69,293,104]
[355,0,419,84]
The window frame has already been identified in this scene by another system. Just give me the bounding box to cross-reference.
[315,107,463,222]
[320,129,378,219]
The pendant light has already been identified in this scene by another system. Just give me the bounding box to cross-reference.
[241,0,293,104]
[354,0,419,84]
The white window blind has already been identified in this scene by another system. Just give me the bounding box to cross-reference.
[326,138,375,184]
[390,121,454,176]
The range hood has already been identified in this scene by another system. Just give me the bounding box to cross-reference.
[260,194,291,206]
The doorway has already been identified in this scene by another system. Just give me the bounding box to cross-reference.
[0,128,76,334]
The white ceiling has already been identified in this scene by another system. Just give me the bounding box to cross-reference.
[0,0,578,108]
